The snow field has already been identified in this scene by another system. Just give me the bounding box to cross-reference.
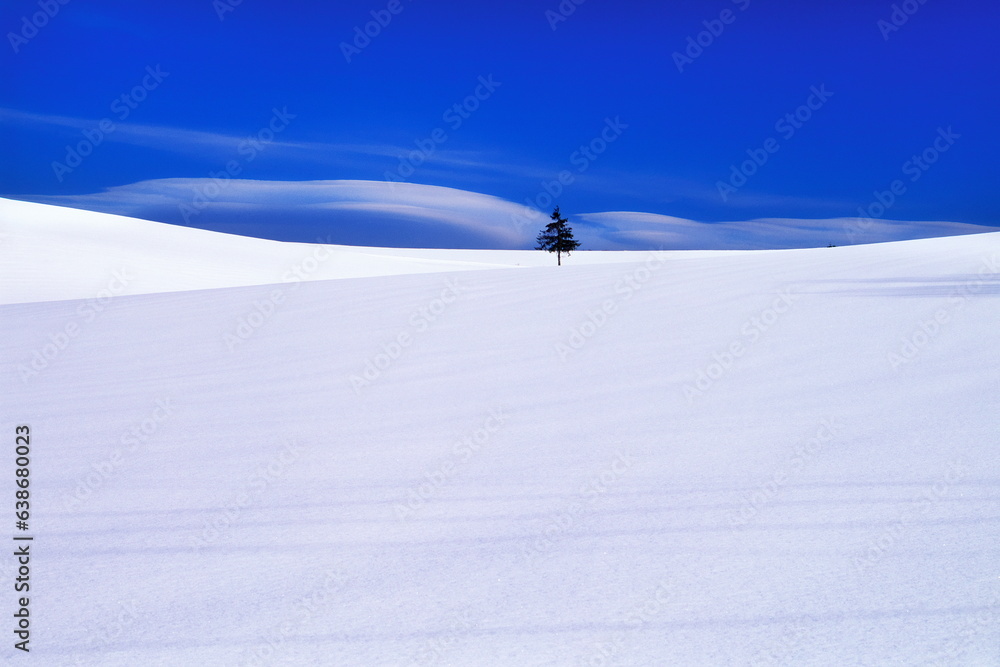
[1,201,998,664]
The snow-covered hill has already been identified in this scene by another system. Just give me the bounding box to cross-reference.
[15,179,1000,253]
[0,197,669,306]
[2,200,998,665]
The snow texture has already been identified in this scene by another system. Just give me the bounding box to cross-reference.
[1,199,998,665]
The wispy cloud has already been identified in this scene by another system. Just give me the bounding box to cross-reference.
[0,106,400,161]
[0,107,538,179]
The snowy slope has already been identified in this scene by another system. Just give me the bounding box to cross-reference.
[0,197,677,306]
[1,203,999,665]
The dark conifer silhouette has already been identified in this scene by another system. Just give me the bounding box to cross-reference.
[535,206,581,266]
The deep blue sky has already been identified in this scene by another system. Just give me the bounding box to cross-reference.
[1,0,998,247]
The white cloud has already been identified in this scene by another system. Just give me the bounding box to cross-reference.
[576,211,1000,250]
[19,179,549,248]
[12,178,997,251]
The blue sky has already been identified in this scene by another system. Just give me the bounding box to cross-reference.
[1,0,998,249]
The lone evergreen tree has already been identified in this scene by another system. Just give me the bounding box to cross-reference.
[536,206,581,266]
